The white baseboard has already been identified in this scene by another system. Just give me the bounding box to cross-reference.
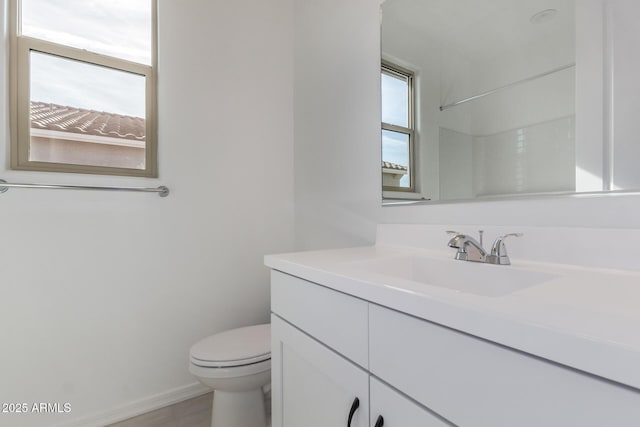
[51,382,210,427]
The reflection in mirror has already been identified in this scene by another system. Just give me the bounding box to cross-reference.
[381,0,577,202]
[382,62,414,191]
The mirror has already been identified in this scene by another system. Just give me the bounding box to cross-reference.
[381,0,633,203]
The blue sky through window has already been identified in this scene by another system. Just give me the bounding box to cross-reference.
[381,72,409,127]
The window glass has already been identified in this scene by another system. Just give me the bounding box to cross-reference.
[31,51,146,117]
[381,70,409,128]
[29,51,146,169]
[382,130,410,188]
[21,0,152,64]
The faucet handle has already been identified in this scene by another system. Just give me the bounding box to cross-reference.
[487,233,523,265]
[496,233,524,241]
[445,230,463,236]
[503,232,524,238]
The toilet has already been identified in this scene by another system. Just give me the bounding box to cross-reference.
[189,323,271,427]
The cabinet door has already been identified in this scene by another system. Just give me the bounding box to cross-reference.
[271,315,369,427]
[370,378,451,427]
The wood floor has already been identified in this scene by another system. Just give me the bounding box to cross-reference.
[107,393,213,427]
[107,392,272,427]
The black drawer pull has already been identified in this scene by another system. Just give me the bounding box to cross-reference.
[374,415,384,427]
[347,397,360,427]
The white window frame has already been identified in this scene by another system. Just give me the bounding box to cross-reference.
[381,60,416,193]
[9,0,158,177]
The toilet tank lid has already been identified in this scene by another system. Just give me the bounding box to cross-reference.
[190,323,271,365]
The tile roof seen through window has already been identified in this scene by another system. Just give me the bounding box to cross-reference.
[382,161,408,172]
[30,101,145,141]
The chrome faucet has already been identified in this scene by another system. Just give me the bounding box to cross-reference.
[446,230,487,262]
[447,230,523,265]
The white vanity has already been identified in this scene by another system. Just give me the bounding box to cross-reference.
[266,225,640,427]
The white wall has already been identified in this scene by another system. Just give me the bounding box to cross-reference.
[293,0,381,250]
[293,0,640,253]
[0,0,294,426]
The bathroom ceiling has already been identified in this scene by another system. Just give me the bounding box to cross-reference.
[382,0,575,61]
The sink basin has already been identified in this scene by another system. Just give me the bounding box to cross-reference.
[347,256,558,297]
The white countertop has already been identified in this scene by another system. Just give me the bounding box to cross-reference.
[265,245,640,390]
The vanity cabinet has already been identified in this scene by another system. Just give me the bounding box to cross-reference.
[270,270,640,426]
[370,305,640,426]
[271,271,449,427]
[370,378,450,427]
[270,270,368,367]
[271,271,369,427]
[271,316,369,427]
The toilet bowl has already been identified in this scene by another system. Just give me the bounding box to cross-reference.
[189,324,271,427]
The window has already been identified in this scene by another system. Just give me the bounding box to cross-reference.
[381,61,415,192]
[10,0,157,177]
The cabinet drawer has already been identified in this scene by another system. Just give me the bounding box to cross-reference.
[370,378,450,427]
[369,304,640,427]
[271,270,368,368]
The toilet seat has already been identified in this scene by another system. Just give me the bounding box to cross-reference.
[190,358,271,379]
[190,323,271,368]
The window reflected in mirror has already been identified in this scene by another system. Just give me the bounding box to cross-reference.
[381,62,414,192]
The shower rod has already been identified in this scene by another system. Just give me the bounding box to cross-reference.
[439,63,576,111]
[0,179,170,197]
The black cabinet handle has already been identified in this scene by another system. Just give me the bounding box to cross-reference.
[374,415,384,427]
[347,397,360,427]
